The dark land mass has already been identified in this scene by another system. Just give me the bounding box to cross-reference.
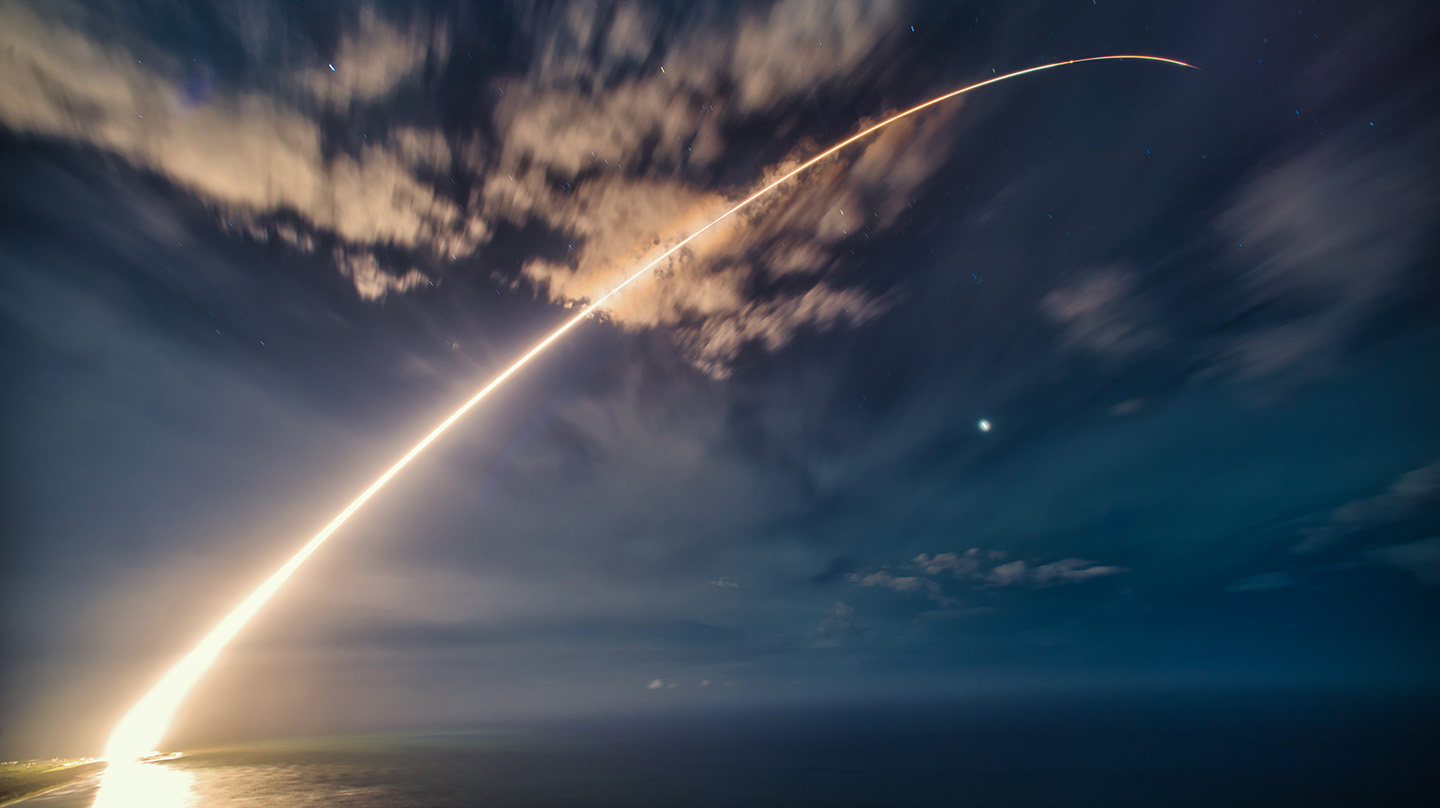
[0,761,103,805]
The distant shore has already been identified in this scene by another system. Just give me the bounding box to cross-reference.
[0,760,104,806]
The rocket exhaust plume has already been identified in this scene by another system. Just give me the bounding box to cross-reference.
[101,55,1195,762]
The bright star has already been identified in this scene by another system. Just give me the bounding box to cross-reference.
[978,419,992,432]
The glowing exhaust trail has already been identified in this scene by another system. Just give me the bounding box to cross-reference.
[101,54,1195,763]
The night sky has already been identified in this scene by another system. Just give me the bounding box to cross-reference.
[2,0,1438,764]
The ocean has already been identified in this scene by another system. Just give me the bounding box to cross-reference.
[18,690,1438,807]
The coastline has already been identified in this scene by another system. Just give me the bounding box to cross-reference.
[0,764,104,807]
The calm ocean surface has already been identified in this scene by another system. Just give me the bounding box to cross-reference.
[20,691,1438,807]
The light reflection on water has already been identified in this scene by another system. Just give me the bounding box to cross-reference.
[92,762,194,808]
[14,757,396,808]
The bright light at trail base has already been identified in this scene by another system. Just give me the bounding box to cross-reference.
[93,761,194,808]
[978,419,992,432]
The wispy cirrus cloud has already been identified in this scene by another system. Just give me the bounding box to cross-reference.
[1041,267,1160,359]
[1366,537,1440,586]
[1294,460,1440,554]
[1216,135,1434,380]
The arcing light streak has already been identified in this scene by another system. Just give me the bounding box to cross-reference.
[101,54,1195,762]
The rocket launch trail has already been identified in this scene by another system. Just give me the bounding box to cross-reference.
[101,54,1195,762]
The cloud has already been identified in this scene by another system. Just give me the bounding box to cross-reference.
[298,8,449,108]
[492,79,712,178]
[1331,463,1440,526]
[494,98,951,374]
[1028,558,1128,585]
[501,162,894,374]
[1366,537,1440,586]
[1041,267,1159,358]
[1218,136,1433,379]
[481,0,946,375]
[0,3,485,298]
[848,571,934,595]
[978,558,1130,587]
[389,126,468,172]
[0,0,948,370]
[646,678,664,690]
[914,549,1006,577]
[854,549,1127,599]
[1294,460,1440,553]
[680,285,890,377]
[1110,398,1146,416]
[915,549,1125,587]
[814,602,858,638]
[915,551,979,576]
[728,0,903,112]
[331,247,431,301]
[984,560,1030,587]
[710,576,740,588]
